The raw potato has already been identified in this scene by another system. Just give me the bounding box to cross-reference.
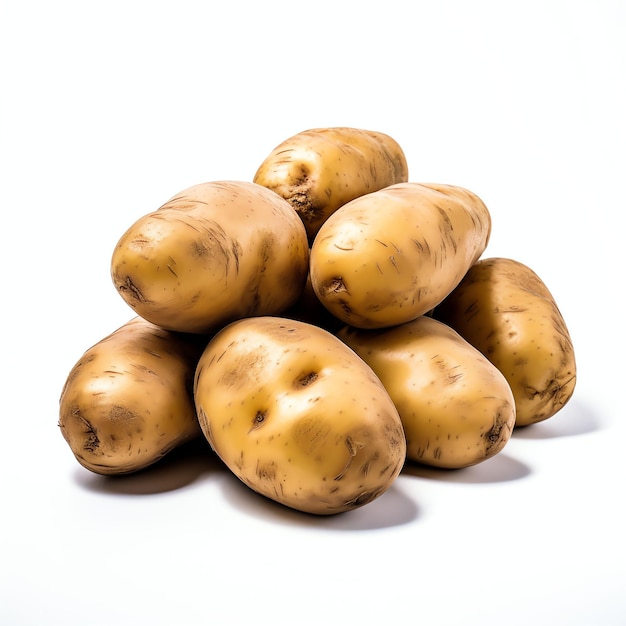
[337,316,516,469]
[111,180,309,334]
[432,257,576,426]
[193,316,406,515]
[310,182,492,329]
[59,317,207,475]
[253,127,409,242]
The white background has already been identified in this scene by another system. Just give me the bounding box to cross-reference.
[1,1,625,625]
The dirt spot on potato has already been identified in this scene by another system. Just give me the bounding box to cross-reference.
[321,277,348,296]
[255,459,277,482]
[483,404,513,454]
[294,371,318,388]
[117,276,148,304]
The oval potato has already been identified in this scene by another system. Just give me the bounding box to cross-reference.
[253,127,409,242]
[337,316,516,469]
[59,317,207,475]
[310,182,491,329]
[433,257,577,426]
[111,180,309,334]
[193,316,406,515]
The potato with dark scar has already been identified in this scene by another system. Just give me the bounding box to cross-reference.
[337,316,515,469]
[59,317,208,475]
[111,180,309,334]
[253,127,408,242]
[432,257,576,426]
[193,316,406,515]
[310,182,491,329]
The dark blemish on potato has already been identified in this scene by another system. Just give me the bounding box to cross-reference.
[249,410,267,432]
[255,460,277,482]
[117,276,148,303]
[232,240,241,274]
[190,239,210,258]
[343,488,383,509]
[321,277,348,296]
[435,205,457,253]
[109,405,139,423]
[334,435,359,481]
[294,371,318,388]
[483,405,513,453]
[76,411,100,453]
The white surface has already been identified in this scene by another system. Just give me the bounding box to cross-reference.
[1,1,625,625]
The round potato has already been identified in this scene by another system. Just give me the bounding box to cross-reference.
[433,257,577,426]
[310,182,491,329]
[253,127,409,242]
[193,316,406,515]
[337,316,516,469]
[59,317,207,475]
[111,180,309,334]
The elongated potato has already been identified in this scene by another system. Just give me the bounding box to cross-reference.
[253,127,409,242]
[194,316,406,515]
[59,317,207,475]
[310,182,492,329]
[432,257,576,426]
[337,316,515,469]
[111,180,309,334]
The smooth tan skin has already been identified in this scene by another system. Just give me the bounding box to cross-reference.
[338,316,515,469]
[59,317,207,475]
[193,316,406,515]
[253,127,409,242]
[111,181,309,334]
[433,257,577,426]
[310,182,492,329]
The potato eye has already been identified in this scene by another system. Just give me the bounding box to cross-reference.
[295,371,318,388]
[251,411,267,430]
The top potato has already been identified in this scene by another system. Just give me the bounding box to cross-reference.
[110,180,309,334]
[253,127,409,242]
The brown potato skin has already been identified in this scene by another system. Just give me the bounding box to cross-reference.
[310,182,492,329]
[193,316,406,515]
[432,257,577,426]
[337,316,516,468]
[253,127,409,242]
[110,180,309,334]
[59,317,208,475]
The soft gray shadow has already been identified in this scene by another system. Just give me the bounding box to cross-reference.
[74,438,224,496]
[402,451,531,484]
[218,472,420,531]
[512,397,602,440]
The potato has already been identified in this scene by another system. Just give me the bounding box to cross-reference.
[432,257,576,426]
[59,317,208,475]
[253,127,409,242]
[193,316,406,515]
[111,180,309,334]
[337,316,515,469]
[310,182,492,329]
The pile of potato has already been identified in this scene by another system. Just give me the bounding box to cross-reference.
[59,127,577,516]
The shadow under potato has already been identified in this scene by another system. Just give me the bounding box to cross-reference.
[512,397,602,440]
[402,451,531,484]
[74,438,224,496]
[218,469,420,531]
